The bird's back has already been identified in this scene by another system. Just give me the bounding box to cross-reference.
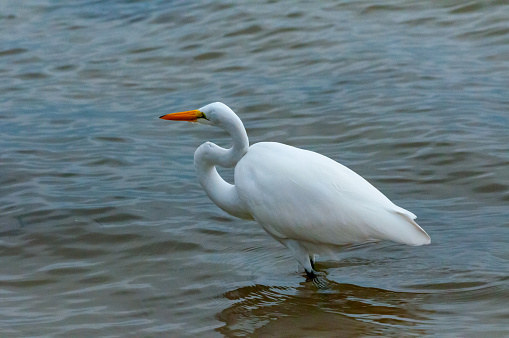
[235,142,430,248]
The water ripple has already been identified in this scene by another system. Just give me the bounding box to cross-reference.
[1,0,508,336]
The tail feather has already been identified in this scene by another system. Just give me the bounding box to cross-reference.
[391,209,431,246]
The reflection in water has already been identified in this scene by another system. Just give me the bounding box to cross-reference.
[216,281,433,336]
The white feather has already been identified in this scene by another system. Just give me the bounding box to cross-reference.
[235,142,430,248]
[160,102,431,278]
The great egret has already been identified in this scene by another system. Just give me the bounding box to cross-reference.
[160,102,430,281]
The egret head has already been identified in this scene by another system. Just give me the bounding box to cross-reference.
[160,102,241,129]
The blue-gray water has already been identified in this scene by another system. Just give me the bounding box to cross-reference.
[1,1,509,336]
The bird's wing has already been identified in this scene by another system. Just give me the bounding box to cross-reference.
[235,142,430,247]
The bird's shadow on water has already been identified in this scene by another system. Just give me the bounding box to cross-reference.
[215,276,434,337]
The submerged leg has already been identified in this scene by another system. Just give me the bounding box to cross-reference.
[283,240,324,283]
[283,240,313,273]
[305,269,317,280]
[305,261,327,288]
[278,240,327,288]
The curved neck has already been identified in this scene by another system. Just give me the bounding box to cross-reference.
[193,117,252,219]
[210,118,249,168]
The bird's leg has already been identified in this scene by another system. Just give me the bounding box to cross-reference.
[306,255,329,288]
[305,268,317,280]
[283,240,326,286]
[305,266,328,288]
[284,240,314,274]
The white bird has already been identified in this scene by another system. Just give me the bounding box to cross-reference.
[160,102,430,281]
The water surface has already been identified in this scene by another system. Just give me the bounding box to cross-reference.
[1,0,509,336]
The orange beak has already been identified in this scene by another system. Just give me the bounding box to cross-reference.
[159,109,203,122]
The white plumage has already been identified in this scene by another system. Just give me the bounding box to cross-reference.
[160,102,430,281]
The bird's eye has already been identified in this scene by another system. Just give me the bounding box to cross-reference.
[199,112,209,121]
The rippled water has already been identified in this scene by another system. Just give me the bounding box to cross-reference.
[1,0,509,336]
